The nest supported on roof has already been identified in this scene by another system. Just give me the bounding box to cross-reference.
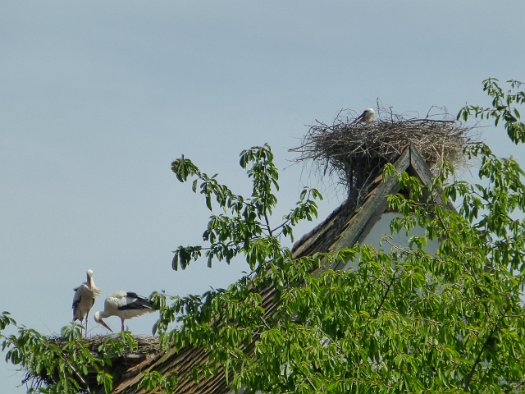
[291,108,474,209]
[27,336,160,391]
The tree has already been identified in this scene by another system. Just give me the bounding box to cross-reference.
[2,78,525,393]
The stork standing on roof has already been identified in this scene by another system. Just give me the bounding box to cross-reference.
[94,291,153,332]
[352,108,376,124]
[72,269,102,336]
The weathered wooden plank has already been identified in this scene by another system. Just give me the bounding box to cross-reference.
[327,149,411,270]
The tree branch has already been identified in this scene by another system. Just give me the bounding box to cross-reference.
[373,268,399,318]
[463,305,509,390]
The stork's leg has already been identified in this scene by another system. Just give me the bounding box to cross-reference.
[85,312,89,337]
[121,318,125,332]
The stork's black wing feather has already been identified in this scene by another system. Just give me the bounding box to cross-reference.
[126,291,140,298]
[119,293,153,310]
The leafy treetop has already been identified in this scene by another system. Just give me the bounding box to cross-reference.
[1,79,525,393]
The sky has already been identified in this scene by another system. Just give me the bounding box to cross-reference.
[1,1,525,392]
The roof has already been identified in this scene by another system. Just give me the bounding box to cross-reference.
[111,145,439,393]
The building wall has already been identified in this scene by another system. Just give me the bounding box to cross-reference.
[344,212,439,271]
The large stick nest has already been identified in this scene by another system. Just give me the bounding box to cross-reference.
[27,336,160,391]
[291,108,475,208]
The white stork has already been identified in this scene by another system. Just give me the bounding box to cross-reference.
[352,108,376,124]
[94,291,153,332]
[72,269,102,336]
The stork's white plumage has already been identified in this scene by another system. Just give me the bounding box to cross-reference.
[94,291,153,332]
[72,269,102,336]
[353,108,376,124]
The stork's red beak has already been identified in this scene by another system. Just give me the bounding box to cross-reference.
[98,319,113,332]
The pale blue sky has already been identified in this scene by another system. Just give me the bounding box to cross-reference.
[1,1,525,392]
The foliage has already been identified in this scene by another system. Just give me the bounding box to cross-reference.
[170,144,322,270]
[0,316,137,393]
[137,370,178,393]
[458,78,525,143]
[1,79,525,393]
[150,79,525,392]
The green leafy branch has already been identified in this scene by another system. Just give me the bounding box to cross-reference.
[171,144,322,270]
[458,78,525,143]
